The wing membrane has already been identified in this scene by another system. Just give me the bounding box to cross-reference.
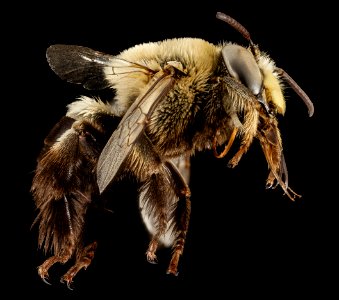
[97,69,175,193]
[46,44,154,90]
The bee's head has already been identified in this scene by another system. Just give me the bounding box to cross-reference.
[217,12,314,117]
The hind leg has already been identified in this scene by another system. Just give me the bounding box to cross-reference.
[60,241,97,289]
[37,231,76,286]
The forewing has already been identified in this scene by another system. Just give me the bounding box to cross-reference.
[97,70,175,193]
[46,44,154,90]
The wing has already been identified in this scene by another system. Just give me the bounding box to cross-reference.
[46,44,154,90]
[96,68,176,193]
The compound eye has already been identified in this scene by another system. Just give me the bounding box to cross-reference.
[222,44,262,96]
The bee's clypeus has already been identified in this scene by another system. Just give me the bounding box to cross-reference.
[31,12,314,289]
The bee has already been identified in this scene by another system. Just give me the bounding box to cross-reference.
[31,12,314,289]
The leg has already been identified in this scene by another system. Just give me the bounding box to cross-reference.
[138,158,191,274]
[31,98,118,286]
[140,172,174,264]
[37,237,75,285]
[164,161,191,276]
[60,241,97,289]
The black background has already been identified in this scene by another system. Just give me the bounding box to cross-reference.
[5,0,335,297]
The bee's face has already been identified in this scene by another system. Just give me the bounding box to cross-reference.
[257,53,286,115]
[221,44,285,116]
[217,12,313,118]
